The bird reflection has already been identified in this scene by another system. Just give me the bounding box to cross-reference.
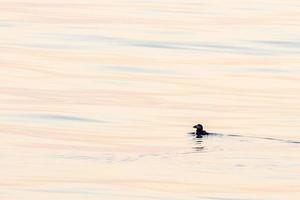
[192,136,205,152]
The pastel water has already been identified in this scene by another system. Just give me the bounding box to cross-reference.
[0,0,300,199]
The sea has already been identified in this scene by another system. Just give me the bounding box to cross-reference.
[0,0,300,199]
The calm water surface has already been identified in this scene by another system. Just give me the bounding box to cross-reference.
[0,0,300,199]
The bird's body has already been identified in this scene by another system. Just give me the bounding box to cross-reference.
[193,123,209,137]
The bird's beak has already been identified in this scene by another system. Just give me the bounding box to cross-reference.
[193,125,197,128]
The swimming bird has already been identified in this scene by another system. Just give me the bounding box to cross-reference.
[193,123,208,137]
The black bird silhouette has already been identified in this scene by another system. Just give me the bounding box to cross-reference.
[193,124,209,138]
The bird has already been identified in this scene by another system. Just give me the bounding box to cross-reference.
[193,123,208,138]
